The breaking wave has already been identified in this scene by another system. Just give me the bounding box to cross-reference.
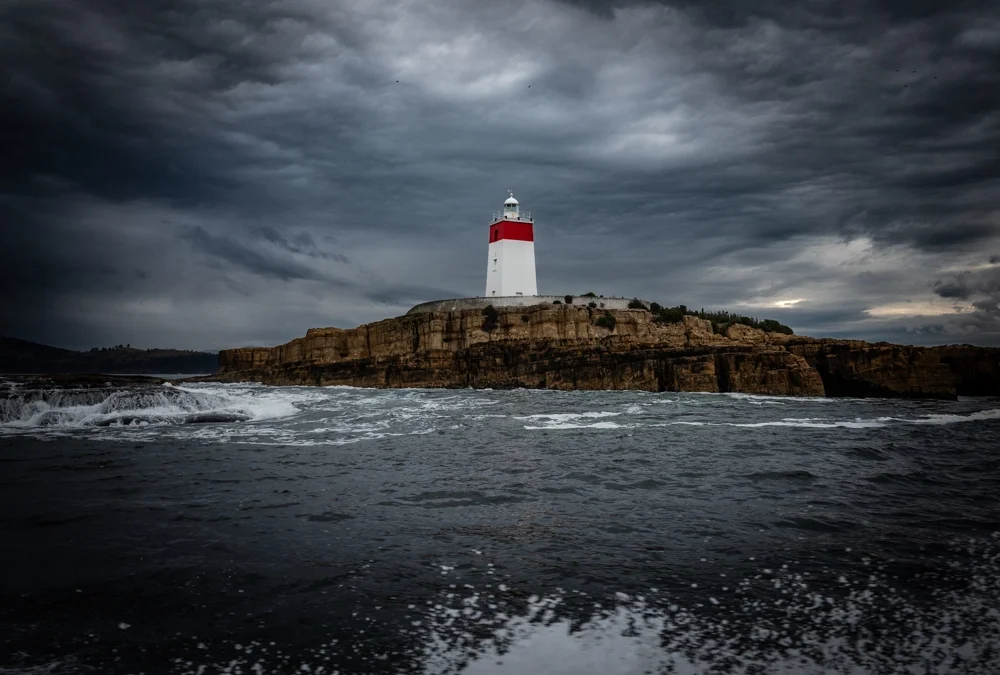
[0,383,299,430]
[4,381,998,441]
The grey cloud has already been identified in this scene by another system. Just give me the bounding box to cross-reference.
[257,226,350,262]
[972,298,1000,313]
[1,0,999,349]
[934,275,974,300]
[931,259,1000,339]
[180,225,333,283]
[934,265,1000,301]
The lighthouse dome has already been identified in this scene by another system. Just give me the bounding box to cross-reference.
[504,193,519,206]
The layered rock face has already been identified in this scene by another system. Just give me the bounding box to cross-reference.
[210,305,1000,399]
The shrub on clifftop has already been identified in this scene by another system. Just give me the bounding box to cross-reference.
[647,303,793,335]
[482,305,499,332]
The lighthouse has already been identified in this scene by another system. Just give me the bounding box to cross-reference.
[485,191,538,297]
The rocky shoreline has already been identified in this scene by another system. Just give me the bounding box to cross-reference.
[193,305,1000,400]
[1,373,172,389]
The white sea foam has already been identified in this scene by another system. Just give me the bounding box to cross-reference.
[523,421,626,430]
[723,392,835,404]
[421,598,671,675]
[0,383,300,431]
[516,412,625,430]
[515,412,621,421]
[910,408,1000,424]
[5,380,999,442]
[417,538,1000,674]
[652,408,1000,430]
[167,539,1000,673]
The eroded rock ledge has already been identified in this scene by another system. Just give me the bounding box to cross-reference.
[202,305,1000,399]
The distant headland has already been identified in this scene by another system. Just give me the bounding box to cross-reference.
[0,336,218,375]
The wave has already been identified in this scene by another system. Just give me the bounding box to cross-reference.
[652,408,1000,429]
[523,421,626,430]
[517,411,626,430]
[0,383,299,430]
[907,408,1000,425]
[745,470,818,481]
[720,392,835,403]
[515,412,621,422]
[525,407,1000,431]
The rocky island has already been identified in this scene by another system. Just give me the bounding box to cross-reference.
[200,302,1000,400]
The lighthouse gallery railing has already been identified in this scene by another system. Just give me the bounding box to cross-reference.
[492,211,532,222]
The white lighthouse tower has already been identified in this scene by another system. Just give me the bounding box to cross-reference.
[484,191,538,297]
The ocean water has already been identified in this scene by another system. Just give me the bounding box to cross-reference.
[2,381,999,674]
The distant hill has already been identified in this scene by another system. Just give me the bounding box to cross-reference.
[0,337,218,374]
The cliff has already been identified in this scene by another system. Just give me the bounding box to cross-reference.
[203,305,1000,399]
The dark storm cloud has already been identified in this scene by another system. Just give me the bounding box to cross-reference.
[1,0,999,349]
[180,226,332,283]
[934,261,1000,306]
[934,261,1000,300]
[930,258,1000,337]
[934,277,976,300]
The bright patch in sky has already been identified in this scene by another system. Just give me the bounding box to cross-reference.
[865,301,975,318]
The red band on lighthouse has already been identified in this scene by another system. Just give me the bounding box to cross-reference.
[489,220,534,243]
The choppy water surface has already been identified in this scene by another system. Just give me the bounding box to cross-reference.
[2,382,999,674]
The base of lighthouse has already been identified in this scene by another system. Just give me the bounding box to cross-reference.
[485,239,537,297]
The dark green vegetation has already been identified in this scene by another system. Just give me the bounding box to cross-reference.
[595,311,617,331]
[481,305,499,332]
[647,303,794,335]
[0,336,218,374]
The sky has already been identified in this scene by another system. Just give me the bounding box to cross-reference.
[2,0,999,351]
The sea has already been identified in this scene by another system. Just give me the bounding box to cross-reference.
[1,379,999,674]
